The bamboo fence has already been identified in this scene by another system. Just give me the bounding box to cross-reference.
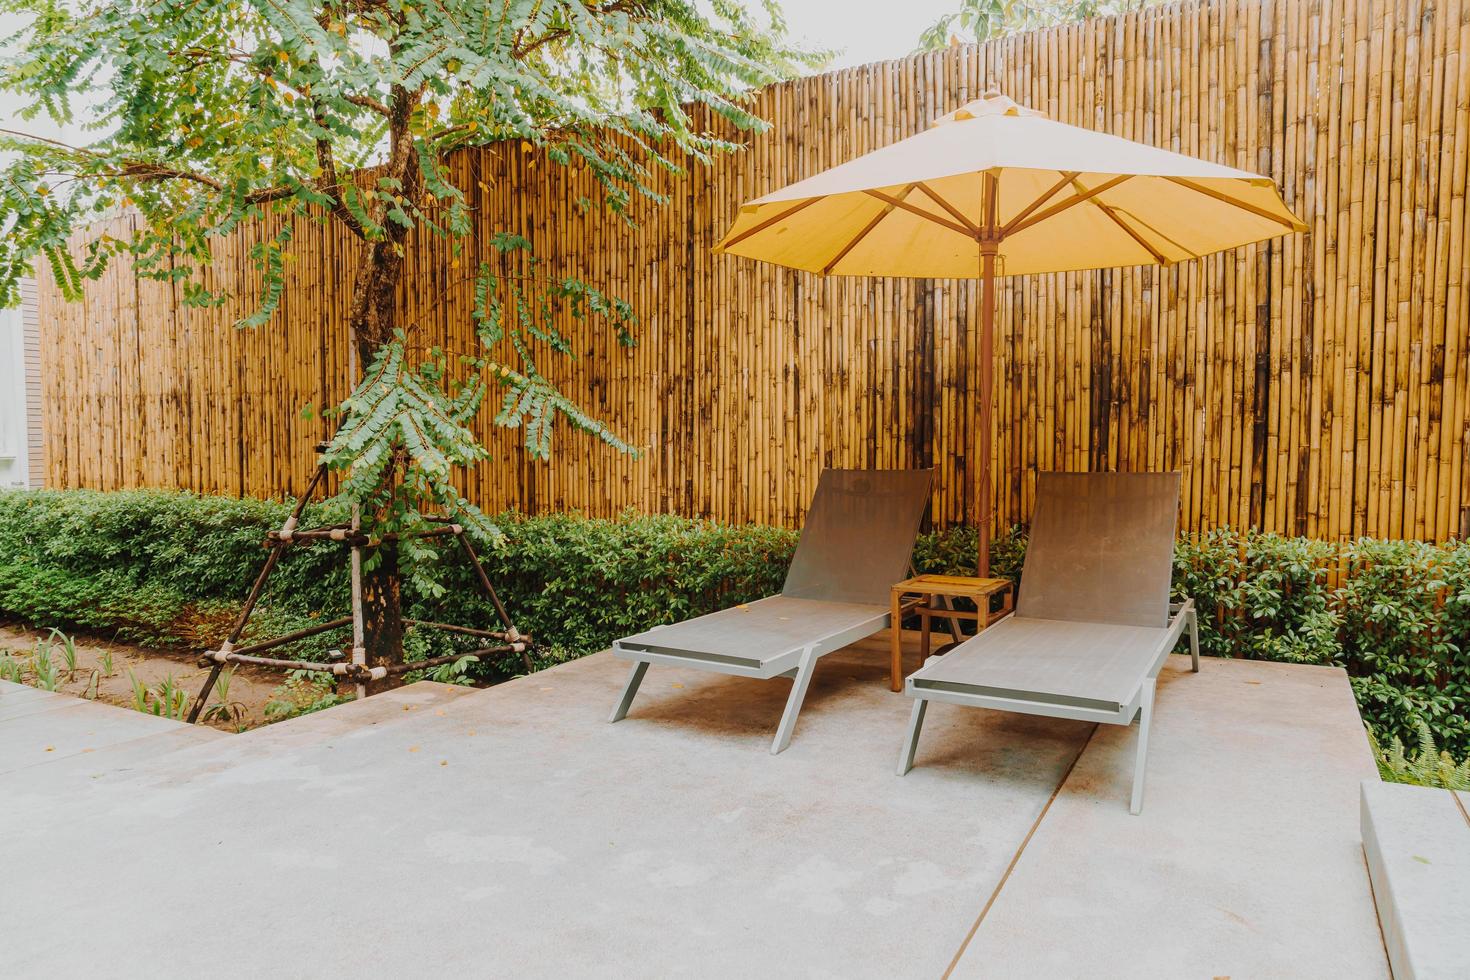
[36,0,1470,541]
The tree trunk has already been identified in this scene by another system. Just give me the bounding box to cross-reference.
[360,539,404,694]
[342,81,423,694]
[348,259,409,694]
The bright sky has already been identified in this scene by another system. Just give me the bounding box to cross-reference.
[0,0,957,140]
[781,0,959,68]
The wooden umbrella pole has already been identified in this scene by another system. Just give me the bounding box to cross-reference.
[978,243,996,579]
[976,170,1001,580]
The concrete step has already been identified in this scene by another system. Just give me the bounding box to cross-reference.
[0,681,79,722]
[228,680,476,749]
[0,680,476,803]
[1362,779,1470,979]
[0,680,222,775]
[10,724,229,782]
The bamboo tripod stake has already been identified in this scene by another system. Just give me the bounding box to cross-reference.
[350,502,366,701]
[186,463,327,723]
[184,462,533,724]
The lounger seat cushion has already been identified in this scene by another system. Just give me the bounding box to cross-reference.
[908,616,1170,713]
[618,595,888,670]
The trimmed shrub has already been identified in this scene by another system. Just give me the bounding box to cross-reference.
[0,488,1465,758]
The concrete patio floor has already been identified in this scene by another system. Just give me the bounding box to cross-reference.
[0,635,1388,978]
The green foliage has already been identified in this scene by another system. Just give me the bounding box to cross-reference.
[30,636,60,691]
[1173,529,1470,758]
[0,0,820,313]
[50,628,77,679]
[264,671,353,721]
[1,0,825,604]
[317,238,648,597]
[127,670,149,713]
[125,670,191,720]
[918,0,1164,49]
[912,524,1028,582]
[3,487,1468,758]
[201,667,247,727]
[1371,719,1470,791]
[0,651,22,683]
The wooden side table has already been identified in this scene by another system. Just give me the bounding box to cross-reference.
[889,574,1015,691]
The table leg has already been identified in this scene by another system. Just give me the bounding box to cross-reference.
[919,598,932,661]
[890,590,903,692]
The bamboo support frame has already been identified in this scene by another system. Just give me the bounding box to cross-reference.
[379,645,521,677]
[403,620,522,643]
[186,464,327,723]
[197,617,354,663]
[184,469,533,721]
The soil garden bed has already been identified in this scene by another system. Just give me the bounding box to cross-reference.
[1,621,300,731]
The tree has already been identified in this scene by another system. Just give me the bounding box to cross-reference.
[0,0,819,680]
[916,0,1162,49]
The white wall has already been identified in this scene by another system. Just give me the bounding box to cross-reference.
[0,279,41,488]
[0,301,28,486]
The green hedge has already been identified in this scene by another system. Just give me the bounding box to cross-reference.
[0,488,1465,758]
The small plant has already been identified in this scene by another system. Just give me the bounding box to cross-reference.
[1372,720,1470,791]
[98,647,115,678]
[200,668,247,727]
[50,629,79,680]
[127,670,150,713]
[0,651,23,683]
[427,654,479,686]
[82,669,101,700]
[149,675,190,721]
[31,638,60,692]
[127,670,190,719]
[265,671,352,721]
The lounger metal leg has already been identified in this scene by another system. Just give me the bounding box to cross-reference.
[1187,605,1200,672]
[1129,677,1157,815]
[609,661,649,723]
[897,697,928,775]
[770,645,819,755]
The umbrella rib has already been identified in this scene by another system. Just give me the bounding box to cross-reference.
[863,189,974,239]
[1083,192,1171,265]
[999,172,1080,237]
[1110,208,1201,260]
[715,197,822,251]
[913,182,981,236]
[1003,175,1132,236]
[1164,176,1303,229]
[822,184,916,274]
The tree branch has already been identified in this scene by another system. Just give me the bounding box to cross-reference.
[312,104,367,238]
[343,93,391,116]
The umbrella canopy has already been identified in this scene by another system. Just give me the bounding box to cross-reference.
[714,92,1305,277]
[713,90,1303,577]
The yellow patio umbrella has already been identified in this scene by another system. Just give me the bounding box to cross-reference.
[714,90,1305,577]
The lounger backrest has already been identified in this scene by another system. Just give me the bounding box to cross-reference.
[781,468,934,606]
[1015,471,1180,628]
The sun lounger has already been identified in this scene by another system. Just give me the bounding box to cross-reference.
[610,468,934,754]
[897,472,1199,813]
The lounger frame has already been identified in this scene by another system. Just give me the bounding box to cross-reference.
[610,603,889,754]
[898,599,1200,814]
[607,468,934,755]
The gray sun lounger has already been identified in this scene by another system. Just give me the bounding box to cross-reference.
[609,468,934,754]
[897,472,1199,813]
